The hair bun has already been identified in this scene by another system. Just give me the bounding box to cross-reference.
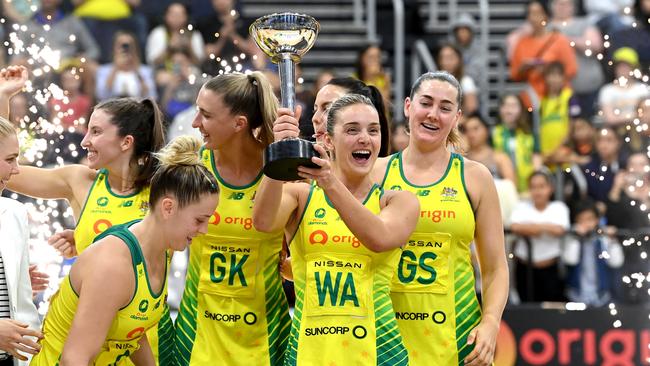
[155,136,203,168]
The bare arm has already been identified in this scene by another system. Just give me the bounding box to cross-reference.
[0,65,29,119]
[298,144,419,252]
[252,177,303,233]
[6,164,95,213]
[464,161,509,366]
[60,240,134,365]
[130,334,155,366]
[252,108,305,233]
[510,222,566,237]
[495,152,517,186]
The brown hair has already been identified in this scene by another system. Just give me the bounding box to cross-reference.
[202,71,278,147]
[409,71,463,150]
[150,136,219,209]
[94,98,166,191]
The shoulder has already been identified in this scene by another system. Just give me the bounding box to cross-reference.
[372,155,393,184]
[548,200,570,213]
[0,197,27,226]
[463,157,494,184]
[77,234,134,283]
[0,197,26,214]
[65,165,99,186]
[381,189,419,211]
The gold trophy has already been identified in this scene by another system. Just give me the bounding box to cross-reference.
[250,13,320,181]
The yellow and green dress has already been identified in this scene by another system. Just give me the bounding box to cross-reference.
[285,183,408,366]
[381,152,480,366]
[31,221,168,365]
[492,125,538,192]
[175,148,290,365]
[73,168,174,365]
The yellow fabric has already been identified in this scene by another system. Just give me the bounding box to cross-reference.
[71,170,170,366]
[74,0,131,20]
[284,184,408,366]
[31,223,168,365]
[492,125,537,192]
[174,148,290,366]
[382,152,482,365]
[540,87,573,157]
[74,169,150,254]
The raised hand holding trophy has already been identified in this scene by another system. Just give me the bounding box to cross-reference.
[250,13,320,181]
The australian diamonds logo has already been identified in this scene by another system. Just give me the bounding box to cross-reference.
[440,187,459,202]
[308,208,328,226]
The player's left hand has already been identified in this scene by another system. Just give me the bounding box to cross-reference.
[297,143,335,190]
[464,315,499,366]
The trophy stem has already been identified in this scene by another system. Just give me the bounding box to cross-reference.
[278,53,296,110]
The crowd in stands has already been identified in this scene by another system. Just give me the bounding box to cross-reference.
[0,0,649,308]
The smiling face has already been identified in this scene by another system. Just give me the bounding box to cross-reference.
[163,192,219,251]
[0,133,19,193]
[81,109,131,170]
[192,87,239,150]
[404,78,461,148]
[326,103,381,177]
[312,84,347,142]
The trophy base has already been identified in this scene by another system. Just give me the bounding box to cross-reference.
[264,139,319,181]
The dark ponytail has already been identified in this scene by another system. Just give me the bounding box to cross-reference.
[326,78,392,156]
[94,97,167,191]
[366,85,391,156]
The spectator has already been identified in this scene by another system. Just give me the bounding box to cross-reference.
[159,47,204,119]
[460,114,517,186]
[72,0,146,64]
[460,113,520,224]
[390,122,409,153]
[597,47,649,126]
[95,31,156,101]
[48,64,92,134]
[582,126,625,203]
[9,0,99,94]
[448,12,486,89]
[2,0,39,25]
[10,0,100,64]
[353,44,392,102]
[197,0,256,76]
[145,2,204,66]
[563,199,624,306]
[436,43,478,115]
[583,0,633,35]
[569,116,596,161]
[605,152,650,304]
[166,104,201,142]
[611,0,650,70]
[511,170,570,302]
[539,62,581,167]
[606,152,650,229]
[550,0,605,117]
[492,93,541,193]
[47,65,91,164]
[509,0,577,106]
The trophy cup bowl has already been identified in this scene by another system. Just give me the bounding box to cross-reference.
[250,13,320,181]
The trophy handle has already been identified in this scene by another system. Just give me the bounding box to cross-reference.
[278,53,295,111]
